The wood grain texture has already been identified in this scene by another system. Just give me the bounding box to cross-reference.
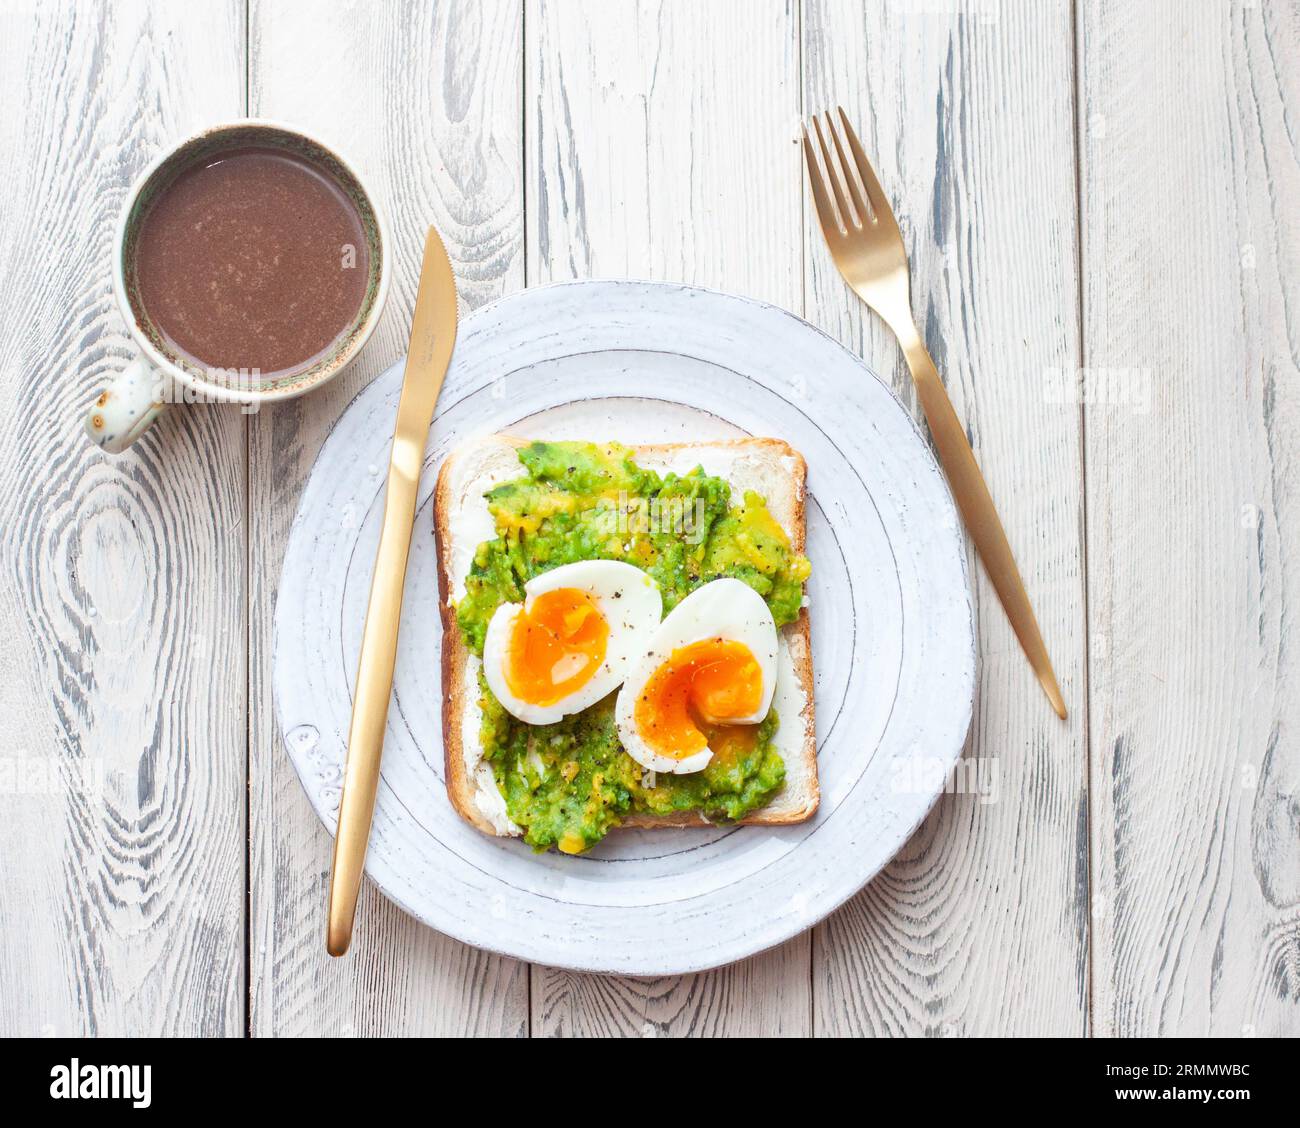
[525,0,811,1035]
[534,938,810,1037]
[247,0,529,1036]
[802,0,1089,1035]
[3,0,1297,1040]
[0,0,247,1036]
[1081,0,1300,1037]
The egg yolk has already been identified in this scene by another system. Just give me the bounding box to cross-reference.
[633,638,764,758]
[506,588,610,706]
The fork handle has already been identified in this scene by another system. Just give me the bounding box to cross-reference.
[893,317,1067,719]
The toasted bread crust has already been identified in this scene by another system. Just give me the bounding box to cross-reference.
[435,454,501,837]
[434,435,818,839]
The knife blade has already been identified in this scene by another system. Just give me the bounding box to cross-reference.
[326,226,458,957]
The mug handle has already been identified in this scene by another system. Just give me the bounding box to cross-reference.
[84,356,168,454]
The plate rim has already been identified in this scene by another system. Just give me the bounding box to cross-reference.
[274,277,976,974]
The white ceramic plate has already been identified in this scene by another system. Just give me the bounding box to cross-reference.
[274,280,974,974]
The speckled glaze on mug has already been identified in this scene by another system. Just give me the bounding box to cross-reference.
[85,120,390,454]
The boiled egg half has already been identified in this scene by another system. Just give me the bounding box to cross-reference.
[483,560,663,725]
[615,578,778,775]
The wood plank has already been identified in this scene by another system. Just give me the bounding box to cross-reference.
[1081,0,1300,1037]
[247,0,529,1037]
[802,0,1089,1035]
[525,0,810,1036]
[0,0,246,1036]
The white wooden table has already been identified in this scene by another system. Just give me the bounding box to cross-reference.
[1,0,1296,1037]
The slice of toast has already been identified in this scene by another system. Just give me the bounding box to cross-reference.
[435,435,817,840]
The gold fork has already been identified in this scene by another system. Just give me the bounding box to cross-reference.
[803,107,1066,719]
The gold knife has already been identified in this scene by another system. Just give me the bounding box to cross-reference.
[326,226,459,956]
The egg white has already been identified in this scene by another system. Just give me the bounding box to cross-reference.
[483,560,663,725]
[615,578,779,775]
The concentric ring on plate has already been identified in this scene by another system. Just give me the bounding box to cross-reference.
[274,280,974,974]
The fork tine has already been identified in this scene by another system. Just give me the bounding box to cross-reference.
[836,106,898,232]
[801,126,843,236]
[812,116,858,228]
[824,112,868,224]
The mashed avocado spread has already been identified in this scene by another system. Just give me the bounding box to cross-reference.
[456,441,810,853]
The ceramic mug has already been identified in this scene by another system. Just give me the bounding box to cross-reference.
[85,120,390,454]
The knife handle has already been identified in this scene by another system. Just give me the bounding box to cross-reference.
[892,315,1067,720]
[326,461,421,956]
